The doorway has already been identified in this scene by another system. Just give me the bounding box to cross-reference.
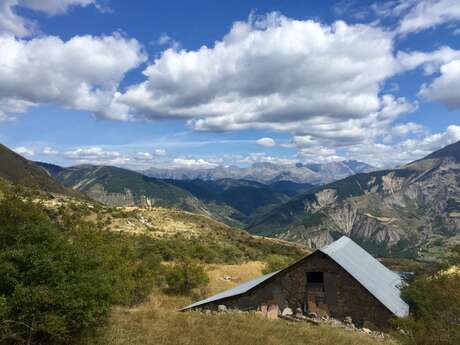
[306,272,329,316]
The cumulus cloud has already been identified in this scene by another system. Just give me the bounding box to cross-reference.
[42,146,58,155]
[0,33,146,121]
[133,152,153,161]
[153,148,167,156]
[397,47,460,110]
[396,0,460,35]
[0,0,97,37]
[238,152,297,166]
[297,146,345,163]
[398,46,460,74]
[14,146,34,156]
[171,158,219,169]
[347,125,460,167]
[256,137,276,147]
[152,33,180,50]
[64,147,121,159]
[419,59,460,109]
[111,13,408,148]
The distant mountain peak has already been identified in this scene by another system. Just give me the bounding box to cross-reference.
[143,159,376,184]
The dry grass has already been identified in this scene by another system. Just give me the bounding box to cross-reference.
[206,261,265,294]
[99,262,399,345]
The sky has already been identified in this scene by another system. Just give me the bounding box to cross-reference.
[0,0,459,170]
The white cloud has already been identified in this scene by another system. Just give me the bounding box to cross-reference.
[0,33,146,120]
[398,46,460,74]
[396,0,460,35]
[0,0,97,37]
[112,13,406,148]
[297,146,345,163]
[238,152,297,166]
[42,146,58,155]
[14,146,34,156]
[419,59,460,109]
[152,33,180,50]
[391,122,426,136]
[64,147,122,161]
[153,148,167,156]
[172,158,219,169]
[133,152,153,161]
[18,0,96,15]
[346,125,460,167]
[256,137,276,147]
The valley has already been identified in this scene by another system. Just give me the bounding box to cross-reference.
[29,141,460,261]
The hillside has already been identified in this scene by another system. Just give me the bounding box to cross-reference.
[0,144,80,197]
[39,163,218,216]
[165,178,297,224]
[37,161,314,227]
[248,141,460,259]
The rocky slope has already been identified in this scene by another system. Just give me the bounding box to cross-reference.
[248,141,460,259]
[38,164,213,216]
[38,162,314,227]
[143,160,376,185]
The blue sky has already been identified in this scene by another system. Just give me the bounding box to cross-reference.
[0,0,459,169]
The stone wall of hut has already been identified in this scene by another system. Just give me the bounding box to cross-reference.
[201,252,394,329]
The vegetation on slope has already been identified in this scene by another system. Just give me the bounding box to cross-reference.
[0,144,79,197]
[0,189,161,344]
[97,274,397,345]
[394,246,460,345]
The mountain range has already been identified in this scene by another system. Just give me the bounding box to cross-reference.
[1,141,459,259]
[248,141,460,259]
[35,162,313,227]
[143,160,376,184]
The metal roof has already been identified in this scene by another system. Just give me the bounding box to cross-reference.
[319,236,409,317]
[182,236,409,317]
[181,271,279,310]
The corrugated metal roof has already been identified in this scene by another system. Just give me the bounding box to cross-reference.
[181,236,409,317]
[181,271,279,310]
[320,236,409,317]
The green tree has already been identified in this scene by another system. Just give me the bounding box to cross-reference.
[394,246,460,345]
[0,193,117,344]
[165,258,209,294]
[262,255,293,274]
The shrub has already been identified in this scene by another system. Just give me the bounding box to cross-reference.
[0,193,116,344]
[0,192,159,344]
[165,258,209,294]
[262,255,293,274]
[394,246,460,345]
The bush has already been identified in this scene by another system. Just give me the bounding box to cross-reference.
[0,193,116,344]
[262,255,293,274]
[394,246,460,345]
[0,193,159,344]
[165,258,209,294]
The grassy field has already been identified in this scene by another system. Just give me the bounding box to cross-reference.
[98,262,398,345]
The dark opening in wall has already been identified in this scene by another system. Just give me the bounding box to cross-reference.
[307,271,324,283]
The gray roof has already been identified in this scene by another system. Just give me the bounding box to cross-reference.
[319,236,409,317]
[180,271,279,310]
[182,236,409,317]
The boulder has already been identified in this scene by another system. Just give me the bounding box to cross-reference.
[282,307,293,316]
[217,305,227,313]
[307,312,318,319]
[343,316,353,324]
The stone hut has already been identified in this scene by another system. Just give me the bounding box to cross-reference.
[181,236,409,329]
